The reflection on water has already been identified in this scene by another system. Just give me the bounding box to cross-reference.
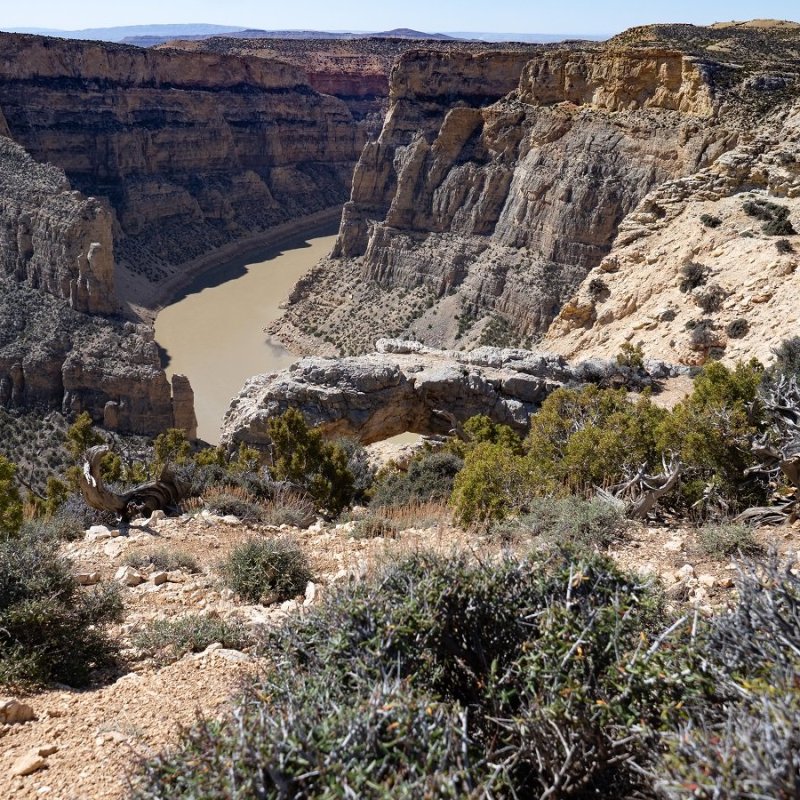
[155,229,338,443]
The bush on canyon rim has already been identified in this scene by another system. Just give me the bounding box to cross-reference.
[0,528,122,687]
[268,408,354,515]
[135,551,708,799]
[451,361,768,523]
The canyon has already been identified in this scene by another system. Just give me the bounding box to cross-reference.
[1,23,799,443]
[0,32,364,435]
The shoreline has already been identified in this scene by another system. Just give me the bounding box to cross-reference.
[127,206,344,324]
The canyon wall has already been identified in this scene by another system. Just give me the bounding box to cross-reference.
[0,32,369,434]
[0,33,364,297]
[272,48,734,355]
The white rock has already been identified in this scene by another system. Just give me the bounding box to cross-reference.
[0,698,35,724]
[676,564,695,581]
[221,515,241,526]
[304,581,317,606]
[104,540,127,559]
[697,573,716,588]
[74,572,101,586]
[85,526,112,542]
[151,572,168,586]
[114,566,145,587]
[10,752,46,777]
[213,648,251,663]
[663,539,683,553]
[147,510,166,526]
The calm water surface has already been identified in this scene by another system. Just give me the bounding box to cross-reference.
[155,230,337,443]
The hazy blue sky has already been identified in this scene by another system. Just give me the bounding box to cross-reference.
[1,0,798,36]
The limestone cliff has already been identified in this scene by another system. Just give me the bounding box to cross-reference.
[271,47,733,356]
[220,339,685,448]
[0,137,117,315]
[542,101,800,367]
[0,33,364,303]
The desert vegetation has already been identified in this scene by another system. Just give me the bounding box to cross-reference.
[2,347,800,794]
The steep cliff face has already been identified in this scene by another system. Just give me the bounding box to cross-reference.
[0,33,363,299]
[0,137,117,316]
[542,101,800,367]
[272,47,733,355]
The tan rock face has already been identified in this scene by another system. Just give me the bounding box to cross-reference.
[0,32,364,292]
[542,102,800,367]
[275,47,731,355]
[518,49,714,115]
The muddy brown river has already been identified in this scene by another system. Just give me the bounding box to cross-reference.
[155,228,338,443]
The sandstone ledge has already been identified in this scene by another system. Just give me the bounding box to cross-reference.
[220,339,686,447]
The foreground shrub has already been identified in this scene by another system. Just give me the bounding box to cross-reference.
[125,547,200,574]
[133,614,250,666]
[221,537,311,604]
[351,514,400,539]
[0,530,122,687]
[661,555,800,798]
[137,552,707,799]
[490,496,629,551]
[696,523,761,559]
[370,451,463,508]
[203,488,264,523]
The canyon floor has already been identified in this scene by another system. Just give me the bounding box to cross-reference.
[1,503,798,800]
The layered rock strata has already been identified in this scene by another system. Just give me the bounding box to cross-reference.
[272,47,733,356]
[220,339,685,447]
[0,278,188,436]
[543,101,800,366]
[0,33,363,299]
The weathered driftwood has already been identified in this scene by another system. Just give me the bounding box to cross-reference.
[737,375,800,526]
[596,454,682,520]
[78,445,187,521]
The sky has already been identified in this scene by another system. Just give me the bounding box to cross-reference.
[0,0,798,36]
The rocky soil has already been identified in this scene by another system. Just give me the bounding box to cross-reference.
[1,501,798,799]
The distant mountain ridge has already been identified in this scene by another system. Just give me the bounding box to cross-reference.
[0,23,601,46]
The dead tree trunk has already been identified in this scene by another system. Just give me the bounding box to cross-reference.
[596,454,681,520]
[78,445,187,521]
[737,375,800,526]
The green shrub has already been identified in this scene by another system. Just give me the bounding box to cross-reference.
[490,496,629,551]
[658,360,767,511]
[136,551,706,799]
[370,451,463,508]
[260,490,316,528]
[615,341,645,370]
[0,456,23,537]
[125,547,200,574]
[268,409,354,515]
[132,614,250,666]
[221,537,311,604]
[334,437,375,503]
[696,523,761,559]
[0,529,122,687]
[451,442,530,524]
[524,385,667,495]
[152,428,191,474]
[700,213,722,228]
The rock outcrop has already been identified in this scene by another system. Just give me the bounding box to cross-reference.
[0,137,117,315]
[542,100,800,367]
[271,46,733,356]
[220,339,684,447]
[0,277,191,435]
